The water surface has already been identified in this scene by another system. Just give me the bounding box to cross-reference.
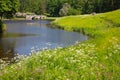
[0,20,88,60]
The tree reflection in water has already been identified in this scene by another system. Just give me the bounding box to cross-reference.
[0,33,16,62]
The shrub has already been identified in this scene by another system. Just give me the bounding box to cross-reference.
[0,20,7,33]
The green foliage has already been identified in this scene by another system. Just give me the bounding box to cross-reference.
[0,0,20,19]
[67,8,81,15]
[0,10,120,80]
[1,0,120,17]
[59,3,71,16]
[0,20,7,33]
[19,0,120,16]
[46,0,64,16]
[1,23,7,31]
[35,1,47,15]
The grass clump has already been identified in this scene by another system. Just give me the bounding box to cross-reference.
[0,10,120,80]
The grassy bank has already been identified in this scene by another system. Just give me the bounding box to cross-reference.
[0,10,120,80]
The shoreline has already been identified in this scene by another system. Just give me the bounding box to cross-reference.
[0,10,120,80]
[3,17,58,21]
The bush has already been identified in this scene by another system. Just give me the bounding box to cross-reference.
[0,20,7,33]
[2,23,7,31]
[67,8,81,15]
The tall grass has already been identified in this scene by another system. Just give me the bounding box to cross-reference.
[0,10,120,80]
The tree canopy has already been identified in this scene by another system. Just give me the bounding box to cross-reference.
[19,0,120,17]
[0,0,20,19]
[0,0,120,17]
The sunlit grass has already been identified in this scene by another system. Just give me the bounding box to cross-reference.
[0,10,120,80]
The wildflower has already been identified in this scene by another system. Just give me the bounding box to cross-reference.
[46,42,52,46]
[105,56,108,59]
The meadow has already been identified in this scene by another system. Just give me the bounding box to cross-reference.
[0,10,120,80]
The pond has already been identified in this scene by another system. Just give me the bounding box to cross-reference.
[0,20,88,61]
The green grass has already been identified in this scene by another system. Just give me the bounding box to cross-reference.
[0,10,120,80]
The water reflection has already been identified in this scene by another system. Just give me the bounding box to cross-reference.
[0,33,16,61]
[0,20,88,62]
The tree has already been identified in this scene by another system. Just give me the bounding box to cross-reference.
[47,0,67,16]
[35,1,47,15]
[59,3,71,16]
[0,0,20,19]
[0,0,11,19]
[67,8,81,15]
[47,0,60,16]
[81,0,94,14]
[0,20,3,33]
[18,0,120,17]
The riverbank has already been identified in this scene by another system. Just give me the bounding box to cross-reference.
[3,17,58,21]
[0,10,120,80]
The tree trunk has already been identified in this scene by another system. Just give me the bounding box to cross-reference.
[0,20,3,33]
[0,13,3,20]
